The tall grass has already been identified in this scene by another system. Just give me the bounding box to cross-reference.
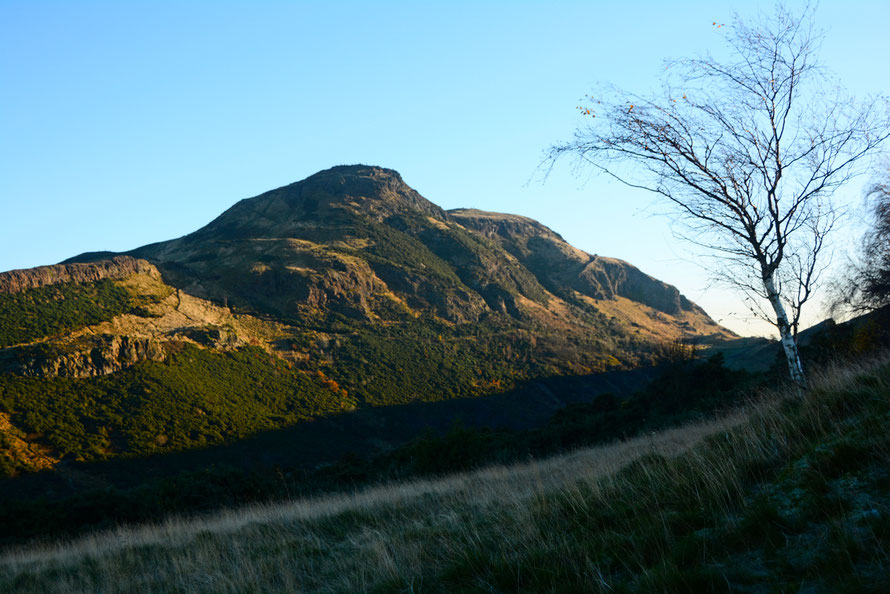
[1,356,888,592]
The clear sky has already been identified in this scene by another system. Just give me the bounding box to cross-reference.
[1,1,887,336]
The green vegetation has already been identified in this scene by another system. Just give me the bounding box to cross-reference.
[289,310,649,407]
[354,216,466,286]
[381,353,751,476]
[0,344,354,463]
[1,356,887,592]
[0,353,747,544]
[0,280,138,348]
[0,289,659,490]
[383,212,552,305]
[328,318,541,406]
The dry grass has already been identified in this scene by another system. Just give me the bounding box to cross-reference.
[2,355,888,592]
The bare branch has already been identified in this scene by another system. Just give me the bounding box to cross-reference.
[547,3,890,387]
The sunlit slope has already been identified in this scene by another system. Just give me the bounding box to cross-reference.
[126,165,729,340]
[1,165,733,477]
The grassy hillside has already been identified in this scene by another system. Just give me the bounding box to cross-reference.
[0,311,644,478]
[0,258,679,484]
[0,354,745,544]
[0,343,354,474]
[2,355,887,592]
[0,280,138,348]
[0,166,737,500]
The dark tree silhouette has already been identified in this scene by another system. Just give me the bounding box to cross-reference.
[861,180,890,307]
[837,168,890,311]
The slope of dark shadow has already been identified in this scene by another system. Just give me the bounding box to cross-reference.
[0,367,656,501]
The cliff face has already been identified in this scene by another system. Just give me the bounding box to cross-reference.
[448,209,703,317]
[0,258,267,378]
[8,335,167,378]
[0,257,159,295]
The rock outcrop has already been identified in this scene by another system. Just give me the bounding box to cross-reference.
[0,256,159,294]
[9,335,166,378]
[449,208,703,316]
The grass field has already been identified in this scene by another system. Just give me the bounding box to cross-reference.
[1,355,888,592]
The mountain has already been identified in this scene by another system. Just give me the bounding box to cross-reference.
[0,165,733,479]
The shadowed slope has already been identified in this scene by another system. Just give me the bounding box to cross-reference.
[3,356,886,592]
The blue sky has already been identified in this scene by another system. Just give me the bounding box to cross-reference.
[1,1,888,336]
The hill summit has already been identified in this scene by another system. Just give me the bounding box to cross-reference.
[0,165,732,481]
[186,165,449,238]
[91,164,723,334]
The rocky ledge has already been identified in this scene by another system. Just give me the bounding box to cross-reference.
[8,335,166,378]
[0,256,159,294]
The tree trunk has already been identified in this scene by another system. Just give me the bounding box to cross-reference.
[763,275,807,389]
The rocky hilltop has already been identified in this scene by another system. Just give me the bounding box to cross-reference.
[0,165,733,478]
[8,165,732,380]
[100,165,728,337]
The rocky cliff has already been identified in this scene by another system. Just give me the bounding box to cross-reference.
[0,256,158,295]
[0,165,737,482]
[9,335,167,378]
[448,209,701,317]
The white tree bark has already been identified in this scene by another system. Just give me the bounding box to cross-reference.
[764,275,807,389]
[549,6,889,387]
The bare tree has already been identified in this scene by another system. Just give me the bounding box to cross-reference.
[549,5,889,388]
